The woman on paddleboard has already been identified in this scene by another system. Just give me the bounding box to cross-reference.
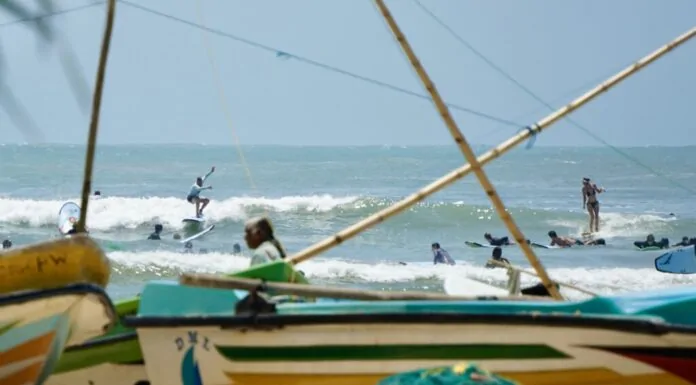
[582,177,604,233]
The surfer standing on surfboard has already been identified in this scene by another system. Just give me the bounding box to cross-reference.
[582,177,604,233]
[187,166,215,218]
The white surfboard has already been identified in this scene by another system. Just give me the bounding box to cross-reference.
[655,245,696,274]
[57,202,81,235]
[530,242,560,249]
[180,224,215,244]
[182,216,206,224]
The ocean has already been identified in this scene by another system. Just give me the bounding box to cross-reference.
[1,144,695,300]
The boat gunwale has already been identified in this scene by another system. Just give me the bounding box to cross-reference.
[122,312,696,336]
[63,330,139,352]
[0,283,115,314]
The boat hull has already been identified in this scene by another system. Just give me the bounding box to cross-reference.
[124,280,696,385]
[133,320,696,385]
[0,284,116,385]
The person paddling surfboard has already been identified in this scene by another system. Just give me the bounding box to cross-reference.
[187,166,215,218]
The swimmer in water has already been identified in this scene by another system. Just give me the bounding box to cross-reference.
[548,230,606,248]
[483,233,512,246]
[148,224,163,240]
[634,234,669,250]
[672,236,691,247]
[582,177,605,233]
[2,239,12,249]
[485,247,510,269]
[431,243,455,265]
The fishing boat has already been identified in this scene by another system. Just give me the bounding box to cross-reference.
[125,271,696,385]
[120,0,696,382]
[0,235,117,385]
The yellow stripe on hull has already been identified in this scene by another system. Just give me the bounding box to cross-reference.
[224,368,694,385]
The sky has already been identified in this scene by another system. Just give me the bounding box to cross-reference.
[0,0,694,146]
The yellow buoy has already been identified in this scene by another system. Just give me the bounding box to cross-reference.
[0,235,110,294]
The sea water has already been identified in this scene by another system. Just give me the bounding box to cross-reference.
[1,144,695,299]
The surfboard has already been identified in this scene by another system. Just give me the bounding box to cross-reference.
[182,216,205,224]
[180,224,215,244]
[57,201,81,235]
[655,245,696,274]
[635,246,664,251]
[465,241,495,248]
[530,242,560,249]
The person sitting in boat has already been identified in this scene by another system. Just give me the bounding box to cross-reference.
[634,234,669,249]
[148,224,163,240]
[485,247,510,269]
[547,230,605,248]
[246,216,287,267]
[2,239,12,249]
[431,242,455,265]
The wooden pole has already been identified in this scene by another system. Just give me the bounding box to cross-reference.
[77,0,116,233]
[487,260,597,297]
[287,26,696,274]
[372,0,562,299]
[180,273,552,302]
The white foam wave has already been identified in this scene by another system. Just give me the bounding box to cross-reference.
[0,195,358,230]
[107,251,696,298]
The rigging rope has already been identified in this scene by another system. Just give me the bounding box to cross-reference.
[118,0,520,129]
[194,0,259,196]
[3,1,636,147]
[413,0,696,196]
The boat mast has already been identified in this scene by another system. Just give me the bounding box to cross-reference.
[77,0,117,233]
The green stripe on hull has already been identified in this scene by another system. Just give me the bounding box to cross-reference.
[215,344,568,361]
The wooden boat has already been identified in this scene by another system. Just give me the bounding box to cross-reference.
[124,270,696,385]
[0,236,117,385]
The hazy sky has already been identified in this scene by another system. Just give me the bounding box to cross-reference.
[0,0,694,146]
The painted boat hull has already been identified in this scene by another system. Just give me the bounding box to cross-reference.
[47,298,147,385]
[125,281,696,385]
[48,260,309,385]
[0,284,117,385]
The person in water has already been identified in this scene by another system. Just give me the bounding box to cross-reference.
[148,224,163,240]
[431,243,455,265]
[485,247,510,268]
[671,236,696,247]
[634,234,669,249]
[245,216,287,267]
[484,233,511,246]
[187,166,215,218]
[548,230,605,248]
[582,177,604,233]
[484,233,530,246]
[232,243,242,254]
[2,239,12,249]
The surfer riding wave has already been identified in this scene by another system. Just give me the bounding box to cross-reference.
[187,166,215,218]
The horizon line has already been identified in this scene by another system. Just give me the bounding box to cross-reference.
[1,143,695,149]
